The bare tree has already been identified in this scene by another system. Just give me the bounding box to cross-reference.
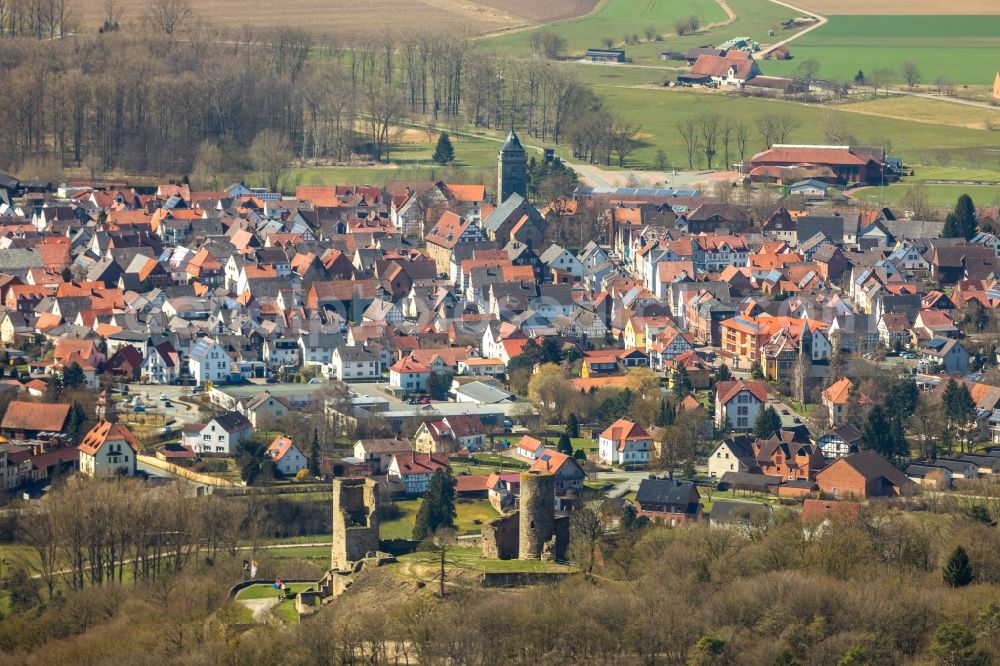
[756,113,798,149]
[102,0,124,27]
[363,82,406,163]
[869,67,894,96]
[570,500,622,576]
[900,61,921,90]
[821,110,855,145]
[608,116,639,167]
[699,114,721,170]
[676,117,701,169]
[147,0,193,37]
[734,121,749,165]
[249,129,293,193]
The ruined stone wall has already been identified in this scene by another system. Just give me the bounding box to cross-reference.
[331,478,380,570]
[518,471,556,560]
[480,511,520,560]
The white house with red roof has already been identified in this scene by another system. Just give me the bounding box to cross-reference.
[529,450,586,493]
[389,356,430,394]
[266,435,308,476]
[78,420,138,478]
[387,452,451,495]
[514,435,547,460]
[598,418,652,466]
[714,379,767,431]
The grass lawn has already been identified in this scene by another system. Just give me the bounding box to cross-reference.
[263,546,331,560]
[258,130,498,192]
[853,183,1000,208]
[701,489,776,513]
[381,498,500,540]
[236,582,314,601]
[759,15,1000,85]
[397,546,574,573]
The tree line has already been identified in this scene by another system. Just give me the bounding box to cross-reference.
[0,16,644,183]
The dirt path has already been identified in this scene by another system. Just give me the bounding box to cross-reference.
[758,0,827,56]
[240,597,281,622]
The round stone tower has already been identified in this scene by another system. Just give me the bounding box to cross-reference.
[518,470,556,560]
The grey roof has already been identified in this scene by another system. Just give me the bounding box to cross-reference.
[635,477,697,505]
[0,248,43,270]
[481,193,539,233]
[210,411,253,433]
[709,500,773,523]
[454,381,514,405]
[499,130,524,153]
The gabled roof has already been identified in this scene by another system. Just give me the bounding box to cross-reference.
[599,418,651,452]
[1,401,70,433]
[716,379,766,405]
[818,451,913,489]
[209,411,252,434]
[78,420,139,456]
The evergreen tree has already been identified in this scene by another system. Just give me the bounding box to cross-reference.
[60,267,73,282]
[884,376,918,425]
[750,361,764,380]
[565,413,580,438]
[942,545,973,587]
[413,469,457,540]
[557,432,573,455]
[44,374,63,401]
[66,401,89,441]
[753,405,782,440]
[861,405,897,459]
[854,69,865,84]
[308,429,321,477]
[655,398,676,427]
[61,362,85,389]
[431,132,455,165]
[573,449,586,461]
[539,337,563,364]
[715,363,731,382]
[672,365,693,398]
[941,193,977,240]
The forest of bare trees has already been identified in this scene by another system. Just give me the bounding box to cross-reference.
[0,14,640,183]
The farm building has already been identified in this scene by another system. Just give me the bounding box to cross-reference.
[748,145,894,185]
[765,46,790,60]
[678,51,761,87]
[790,179,830,199]
[586,48,625,63]
[682,47,725,64]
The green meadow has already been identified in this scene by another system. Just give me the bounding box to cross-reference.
[760,16,1000,84]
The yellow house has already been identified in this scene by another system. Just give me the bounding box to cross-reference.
[623,317,643,350]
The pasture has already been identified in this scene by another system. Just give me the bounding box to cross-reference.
[71,0,525,40]
[760,16,1000,85]
[852,183,1000,208]
[592,87,1000,170]
[832,95,1000,131]
[482,0,728,58]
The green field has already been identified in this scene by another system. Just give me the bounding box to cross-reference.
[761,16,1000,85]
[380,499,500,540]
[590,87,1000,169]
[261,131,497,192]
[853,183,1000,208]
[483,0,727,58]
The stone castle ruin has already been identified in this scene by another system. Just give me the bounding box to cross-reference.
[480,470,569,562]
[331,477,382,570]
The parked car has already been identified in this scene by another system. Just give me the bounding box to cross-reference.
[308,377,324,384]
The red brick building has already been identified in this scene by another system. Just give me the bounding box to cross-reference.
[814,451,915,499]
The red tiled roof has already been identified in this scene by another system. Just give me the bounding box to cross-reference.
[78,420,139,456]
[1,401,70,433]
[716,380,767,405]
[599,418,651,452]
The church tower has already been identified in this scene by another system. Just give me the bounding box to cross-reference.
[497,130,527,203]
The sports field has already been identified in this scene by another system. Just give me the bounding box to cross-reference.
[760,16,1000,85]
